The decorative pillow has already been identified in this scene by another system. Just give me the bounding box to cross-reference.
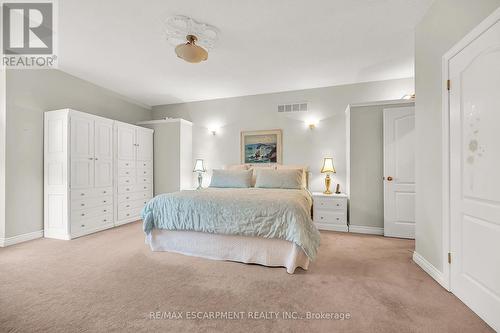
[254,168,303,189]
[275,165,308,189]
[247,163,275,186]
[209,169,253,188]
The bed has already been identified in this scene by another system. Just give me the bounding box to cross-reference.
[141,168,321,274]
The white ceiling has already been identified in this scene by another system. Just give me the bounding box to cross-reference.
[59,0,433,107]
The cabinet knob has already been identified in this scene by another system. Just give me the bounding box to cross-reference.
[80,203,85,206]
[103,200,107,203]
[387,176,393,181]
[80,193,85,196]
[103,191,107,194]
[103,209,107,212]
[95,157,98,161]
[81,224,85,227]
[103,219,107,222]
[320,216,324,220]
[126,213,130,216]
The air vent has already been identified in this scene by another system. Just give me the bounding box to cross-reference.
[278,102,308,113]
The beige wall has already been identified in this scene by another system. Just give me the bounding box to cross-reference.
[152,78,414,192]
[415,0,500,270]
[349,103,413,230]
[4,69,152,238]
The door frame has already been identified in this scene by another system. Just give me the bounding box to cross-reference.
[441,6,500,292]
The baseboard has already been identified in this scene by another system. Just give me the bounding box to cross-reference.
[0,230,44,247]
[412,251,449,290]
[316,223,348,232]
[349,225,384,235]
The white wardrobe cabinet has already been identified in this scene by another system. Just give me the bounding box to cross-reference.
[114,121,153,226]
[44,109,153,240]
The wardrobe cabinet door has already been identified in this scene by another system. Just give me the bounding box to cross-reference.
[94,120,113,188]
[136,129,153,161]
[70,116,94,189]
[117,124,136,161]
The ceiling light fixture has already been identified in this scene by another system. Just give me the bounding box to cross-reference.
[175,35,208,63]
[164,15,219,64]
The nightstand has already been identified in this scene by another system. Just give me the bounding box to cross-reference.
[312,192,348,232]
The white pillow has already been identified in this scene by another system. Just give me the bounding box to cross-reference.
[247,163,275,186]
[209,169,253,188]
[254,169,303,189]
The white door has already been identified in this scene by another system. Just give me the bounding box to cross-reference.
[70,115,94,189]
[116,124,136,161]
[94,120,113,188]
[136,128,152,161]
[383,107,416,239]
[449,17,500,331]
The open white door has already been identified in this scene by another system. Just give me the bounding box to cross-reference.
[383,107,415,239]
[448,15,500,331]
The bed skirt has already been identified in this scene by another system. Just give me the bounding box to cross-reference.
[146,229,310,274]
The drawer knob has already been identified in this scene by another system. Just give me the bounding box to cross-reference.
[320,216,324,220]
[103,191,107,194]
[80,193,85,196]
[126,163,129,166]
[103,209,107,212]
[336,217,340,220]
[126,188,130,191]
[143,187,147,189]
[126,205,130,208]
[81,213,85,216]
[103,200,107,203]
[126,213,130,216]
[103,219,107,222]
[143,172,146,174]
[336,204,340,206]
[126,172,129,175]
[81,224,85,227]
[126,197,130,199]
[126,180,129,183]
[80,203,85,206]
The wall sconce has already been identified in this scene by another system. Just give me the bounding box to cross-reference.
[207,125,220,136]
[305,119,319,130]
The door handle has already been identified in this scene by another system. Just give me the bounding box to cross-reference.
[387,176,393,181]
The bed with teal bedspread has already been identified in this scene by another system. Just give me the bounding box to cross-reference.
[141,188,320,260]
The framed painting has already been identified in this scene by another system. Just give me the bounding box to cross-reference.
[240,129,282,164]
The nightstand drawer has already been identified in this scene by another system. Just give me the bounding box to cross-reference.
[314,197,346,211]
[314,210,346,225]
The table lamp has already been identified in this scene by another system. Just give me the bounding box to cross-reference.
[320,157,336,195]
[193,159,206,189]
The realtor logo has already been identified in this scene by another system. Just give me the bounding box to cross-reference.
[2,2,53,54]
[1,1,57,68]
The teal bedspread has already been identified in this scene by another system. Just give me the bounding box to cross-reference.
[141,188,320,260]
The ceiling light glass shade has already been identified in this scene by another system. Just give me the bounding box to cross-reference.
[193,159,206,173]
[320,158,336,173]
[175,35,208,63]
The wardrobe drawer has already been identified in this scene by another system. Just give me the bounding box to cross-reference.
[72,205,113,221]
[136,168,152,177]
[137,161,152,169]
[118,198,148,211]
[71,213,113,234]
[117,208,142,221]
[314,197,346,211]
[118,160,135,169]
[313,210,346,225]
[71,196,112,210]
[118,176,135,185]
[118,168,134,177]
[118,191,151,202]
[118,184,135,194]
[71,187,113,199]
[136,175,151,184]
[136,183,151,192]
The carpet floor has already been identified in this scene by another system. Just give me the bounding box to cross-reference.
[0,222,492,333]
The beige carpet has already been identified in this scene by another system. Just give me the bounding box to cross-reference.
[0,222,492,333]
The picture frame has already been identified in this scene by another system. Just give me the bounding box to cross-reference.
[240,129,282,164]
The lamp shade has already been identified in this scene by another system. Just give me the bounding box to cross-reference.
[320,157,336,173]
[175,35,208,63]
[193,159,206,172]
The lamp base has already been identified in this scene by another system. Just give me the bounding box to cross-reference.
[323,174,332,195]
[196,172,203,190]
